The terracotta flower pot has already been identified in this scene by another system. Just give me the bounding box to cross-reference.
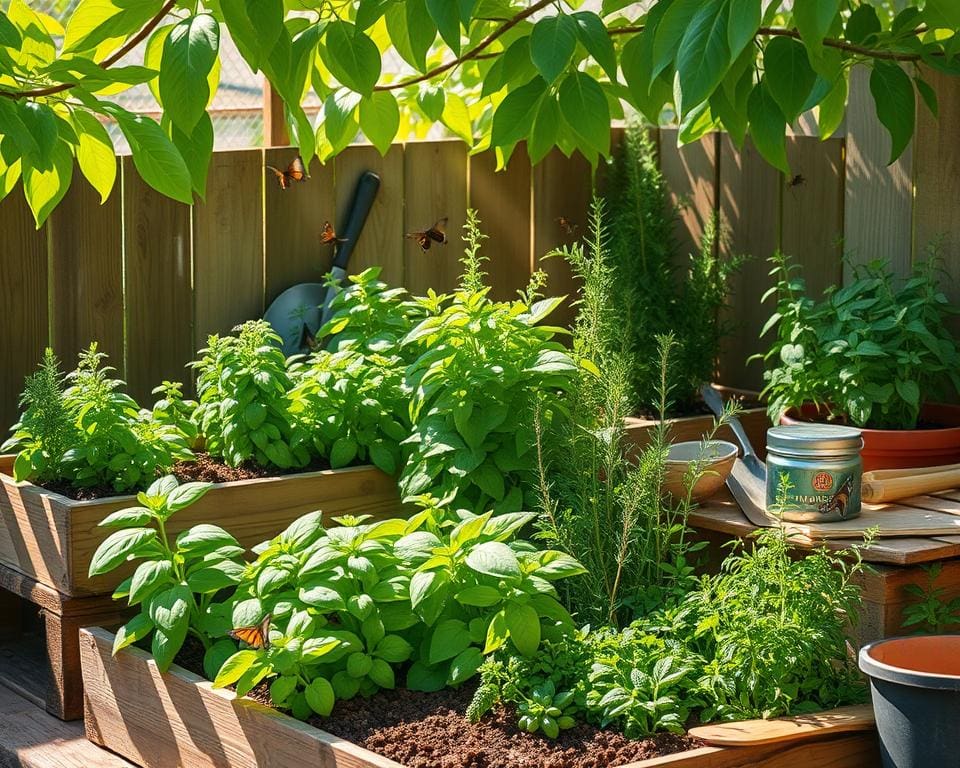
[782,403,960,472]
[860,635,960,768]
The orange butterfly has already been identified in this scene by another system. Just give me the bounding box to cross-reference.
[266,156,307,190]
[556,216,579,235]
[319,220,347,245]
[405,217,448,252]
[228,614,272,650]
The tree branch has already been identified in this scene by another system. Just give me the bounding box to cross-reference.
[373,0,554,92]
[608,24,928,62]
[0,0,177,101]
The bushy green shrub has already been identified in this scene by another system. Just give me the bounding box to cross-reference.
[604,121,743,413]
[399,213,577,513]
[93,475,586,720]
[191,320,306,469]
[3,345,191,492]
[758,252,960,429]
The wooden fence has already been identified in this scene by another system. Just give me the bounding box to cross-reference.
[1,68,958,436]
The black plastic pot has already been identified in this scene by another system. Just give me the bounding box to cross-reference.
[859,635,960,768]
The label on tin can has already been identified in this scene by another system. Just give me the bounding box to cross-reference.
[766,466,860,521]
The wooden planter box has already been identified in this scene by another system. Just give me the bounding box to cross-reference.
[0,454,400,598]
[81,627,879,768]
[624,386,770,461]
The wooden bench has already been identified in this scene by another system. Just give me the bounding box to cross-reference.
[0,562,128,721]
[692,491,960,645]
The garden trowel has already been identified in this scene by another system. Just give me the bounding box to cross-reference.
[263,171,381,355]
[700,384,775,528]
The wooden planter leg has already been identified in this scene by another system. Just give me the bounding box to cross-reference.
[42,608,83,721]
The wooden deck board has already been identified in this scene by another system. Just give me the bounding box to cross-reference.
[0,680,133,768]
[692,490,960,565]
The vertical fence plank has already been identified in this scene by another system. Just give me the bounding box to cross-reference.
[844,66,913,281]
[532,150,593,328]
[404,141,469,296]
[0,195,48,435]
[263,151,335,306]
[658,128,718,260]
[716,137,781,390]
[782,136,845,296]
[914,68,960,310]
[47,170,124,371]
[469,145,533,301]
[193,149,265,346]
[122,158,194,403]
[334,144,405,286]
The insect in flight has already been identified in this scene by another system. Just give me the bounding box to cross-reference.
[787,174,806,188]
[405,217,448,252]
[319,220,347,245]
[228,614,273,650]
[266,156,307,190]
[556,216,579,235]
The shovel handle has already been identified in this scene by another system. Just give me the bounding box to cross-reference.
[701,384,757,460]
[862,468,960,503]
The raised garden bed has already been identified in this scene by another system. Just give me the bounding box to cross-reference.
[623,386,770,460]
[80,627,880,768]
[0,454,399,597]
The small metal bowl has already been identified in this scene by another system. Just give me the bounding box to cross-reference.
[663,440,738,502]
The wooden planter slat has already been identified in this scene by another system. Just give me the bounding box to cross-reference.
[0,454,400,597]
[81,628,879,768]
[624,387,770,460]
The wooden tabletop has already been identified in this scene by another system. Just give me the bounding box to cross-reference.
[691,489,960,566]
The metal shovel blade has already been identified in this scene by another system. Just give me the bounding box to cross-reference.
[263,282,326,356]
[728,456,776,528]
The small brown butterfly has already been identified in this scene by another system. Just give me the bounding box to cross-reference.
[787,174,806,188]
[266,156,307,190]
[228,614,272,650]
[557,216,579,235]
[405,217,448,252]
[301,325,319,351]
[319,220,347,245]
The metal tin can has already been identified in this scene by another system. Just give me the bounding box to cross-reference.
[766,424,863,522]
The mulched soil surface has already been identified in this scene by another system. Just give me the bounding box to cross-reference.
[174,639,698,768]
[34,452,331,501]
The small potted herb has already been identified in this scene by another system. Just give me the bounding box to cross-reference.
[757,253,960,471]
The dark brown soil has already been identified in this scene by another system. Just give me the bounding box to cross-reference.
[35,452,331,501]
[173,639,698,768]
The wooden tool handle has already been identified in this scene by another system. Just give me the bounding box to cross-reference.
[862,469,960,503]
[863,463,960,482]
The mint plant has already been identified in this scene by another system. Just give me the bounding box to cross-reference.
[758,252,960,429]
[400,214,577,512]
[89,476,245,672]
[287,349,407,475]
[192,320,307,469]
[206,503,585,721]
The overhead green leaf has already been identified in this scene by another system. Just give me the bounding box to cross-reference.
[426,0,460,54]
[573,12,617,82]
[557,72,610,156]
[322,21,381,95]
[763,36,817,123]
[869,61,915,163]
[491,77,547,149]
[747,79,789,173]
[359,92,400,156]
[105,106,194,204]
[530,15,578,85]
[793,0,840,64]
[159,14,220,133]
[727,0,760,61]
[72,110,117,203]
[676,0,731,112]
